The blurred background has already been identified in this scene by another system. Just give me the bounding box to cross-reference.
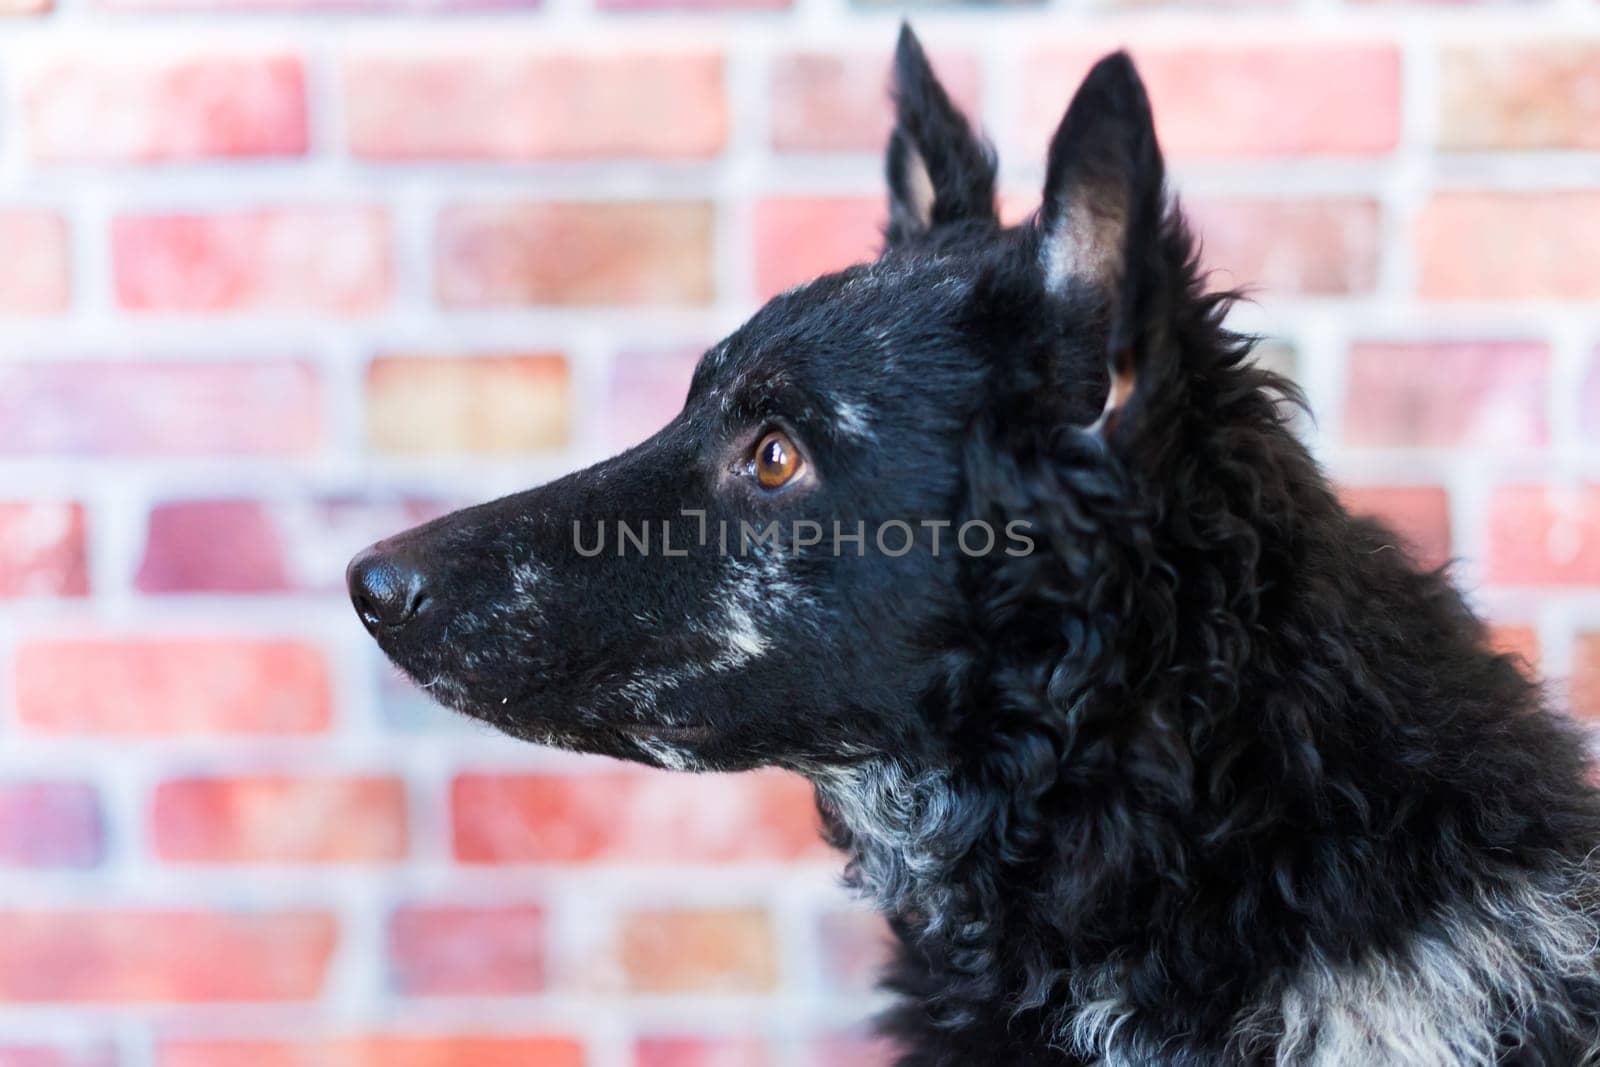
[0,0,1597,1064]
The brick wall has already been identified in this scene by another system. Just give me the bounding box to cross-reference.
[0,2,1597,1064]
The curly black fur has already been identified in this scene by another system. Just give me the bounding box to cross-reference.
[352,26,1600,1064]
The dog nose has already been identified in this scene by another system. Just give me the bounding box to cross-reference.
[346,545,430,635]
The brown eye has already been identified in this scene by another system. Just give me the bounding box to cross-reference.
[754,430,801,489]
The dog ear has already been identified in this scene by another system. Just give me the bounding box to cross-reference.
[885,24,997,247]
[1037,53,1172,436]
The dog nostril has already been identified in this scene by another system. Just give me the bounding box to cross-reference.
[346,546,431,634]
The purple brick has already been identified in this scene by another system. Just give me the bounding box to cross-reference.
[0,783,103,868]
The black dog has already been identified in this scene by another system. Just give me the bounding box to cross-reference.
[349,27,1600,1064]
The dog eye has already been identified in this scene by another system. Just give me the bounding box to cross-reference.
[754,430,801,489]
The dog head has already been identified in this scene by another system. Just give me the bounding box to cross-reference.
[350,27,1197,775]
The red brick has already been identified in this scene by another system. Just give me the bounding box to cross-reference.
[152,776,407,863]
[1344,342,1547,448]
[1188,199,1380,296]
[753,197,882,300]
[387,905,545,996]
[0,783,102,868]
[346,53,725,160]
[0,211,69,313]
[136,497,447,595]
[0,361,320,457]
[607,346,703,449]
[15,638,332,735]
[27,56,306,163]
[451,769,826,864]
[114,208,389,314]
[1022,44,1400,158]
[1486,486,1600,586]
[1440,46,1600,151]
[816,909,893,992]
[366,354,571,455]
[1338,486,1452,571]
[0,503,88,597]
[618,908,776,993]
[770,50,980,153]
[159,1039,583,1067]
[1418,193,1600,301]
[0,911,335,1002]
[1574,632,1600,718]
[635,1038,769,1067]
[437,202,712,307]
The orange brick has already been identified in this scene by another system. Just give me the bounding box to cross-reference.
[619,908,776,993]
[437,202,713,307]
[365,354,570,455]
[1574,632,1600,718]
[1418,193,1600,301]
[1440,46,1600,151]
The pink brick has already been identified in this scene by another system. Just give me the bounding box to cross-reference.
[387,906,545,996]
[0,1046,115,1067]
[0,503,88,598]
[438,202,713,307]
[153,776,407,864]
[1188,199,1380,296]
[1418,193,1600,301]
[1587,350,1600,443]
[0,0,52,11]
[1022,44,1400,158]
[114,208,389,313]
[770,50,981,153]
[451,769,827,864]
[0,361,321,457]
[346,54,725,160]
[805,1036,896,1067]
[607,347,703,449]
[1575,632,1600,719]
[1440,46,1600,151]
[635,1038,770,1067]
[0,211,69,313]
[1338,486,1452,571]
[753,197,883,300]
[1486,486,1600,586]
[1344,342,1548,448]
[15,638,332,735]
[0,784,102,868]
[27,56,306,163]
[136,497,447,595]
[0,911,336,1002]
[159,1039,583,1067]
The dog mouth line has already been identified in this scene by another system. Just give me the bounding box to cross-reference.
[615,723,714,745]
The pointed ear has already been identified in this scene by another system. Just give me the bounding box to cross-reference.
[1038,53,1170,433]
[885,24,998,247]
